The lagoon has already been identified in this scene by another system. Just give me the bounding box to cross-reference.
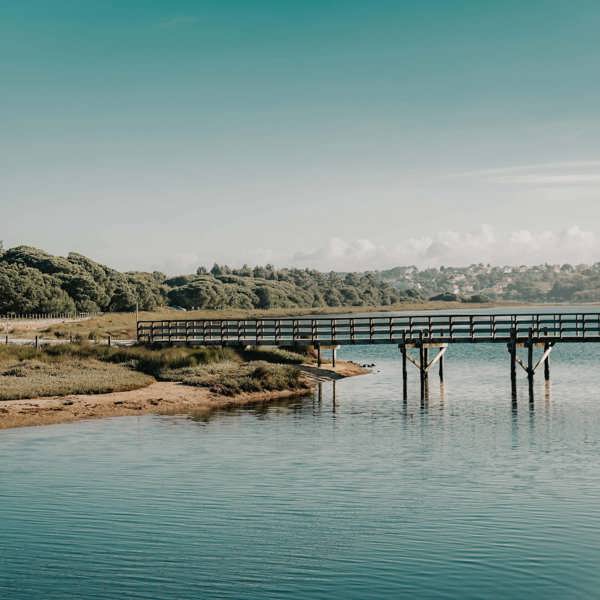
[2,339,600,598]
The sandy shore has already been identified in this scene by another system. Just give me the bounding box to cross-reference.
[0,361,368,430]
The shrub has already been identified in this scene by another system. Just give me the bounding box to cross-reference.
[239,347,307,364]
[161,361,304,396]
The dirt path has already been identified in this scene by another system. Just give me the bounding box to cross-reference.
[3,317,90,335]
[0,361,369,430]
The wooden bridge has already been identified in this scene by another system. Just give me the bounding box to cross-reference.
[137,312,600,399]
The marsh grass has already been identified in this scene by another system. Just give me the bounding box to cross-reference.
[161,360,304,396]
[0,343,308,402]
[0,358,152,401]
[239,347,307,364]
[42,343,237,376]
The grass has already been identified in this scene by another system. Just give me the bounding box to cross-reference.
[0,358,152,401]
[239,346,307,364]
[0,342,311,402]
[161,360,305,396]
[42,343,238,376]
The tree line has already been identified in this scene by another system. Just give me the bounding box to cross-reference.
[2,245,600,315]
[0,245,418,313]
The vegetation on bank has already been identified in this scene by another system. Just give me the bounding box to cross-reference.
[0,346,153,400]
[160,361,304,396]
[0,343,311,402]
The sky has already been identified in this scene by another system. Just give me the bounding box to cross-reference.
[2,0,600,273]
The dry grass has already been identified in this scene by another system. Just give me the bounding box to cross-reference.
[0,358,152,401]
[26,300,507,341]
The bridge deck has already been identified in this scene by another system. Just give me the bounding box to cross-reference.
[137,312,600,347]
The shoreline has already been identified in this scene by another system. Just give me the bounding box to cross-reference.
[0,361,368,431]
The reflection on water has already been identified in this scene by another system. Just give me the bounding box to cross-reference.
[2,342,600,599]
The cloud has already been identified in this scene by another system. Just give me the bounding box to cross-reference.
[160,247,277,275]
[289,226,600,270]
[162,252,202,275]
[158,226,600,274]
[455,160,600,186]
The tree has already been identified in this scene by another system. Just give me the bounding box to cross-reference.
[255,286,273,309]
[108,285,137,312]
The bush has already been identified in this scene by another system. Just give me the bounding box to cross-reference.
[161,360,304,396]
[239,347,307,364]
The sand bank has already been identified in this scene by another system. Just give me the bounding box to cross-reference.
[0,361,368,430]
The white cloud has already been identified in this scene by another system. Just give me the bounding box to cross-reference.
[288,226,600,271]
[162,253,202,275]
[157,226,600,274]
[455,160,600,187]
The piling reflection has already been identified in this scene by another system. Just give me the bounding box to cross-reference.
[544,380,551,406]
[420,379,429,412]
[332,380,337,414]
[262,356,561,429]
[439,382,446,409]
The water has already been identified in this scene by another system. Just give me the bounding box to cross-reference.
[3,336,600,598]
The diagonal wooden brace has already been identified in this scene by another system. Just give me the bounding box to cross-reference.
[532,343,554,373]
[425,347,447,373]
[404,352,421,369]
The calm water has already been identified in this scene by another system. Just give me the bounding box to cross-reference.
[3,323,600,598]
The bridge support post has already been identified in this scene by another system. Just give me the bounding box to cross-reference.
[316,344,321,367]
[527,328,534,399]
[509,328,517,398]
[332,347,337,368]
[419,343,428,398]
[438,352,444,383]
[400,344,408,399]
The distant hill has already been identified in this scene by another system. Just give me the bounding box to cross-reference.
[379,263,600,303]
[0,246,419,313]
[2,245,599,314]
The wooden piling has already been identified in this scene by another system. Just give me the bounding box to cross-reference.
[317,344,321,367]
[419,335,426,398]
[399,343,407,395]
[509,328,517,397]
[438,352,444,382]
[527,328,534,398]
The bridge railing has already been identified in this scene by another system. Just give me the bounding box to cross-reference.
[137,312,600,345]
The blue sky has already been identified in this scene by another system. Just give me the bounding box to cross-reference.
[2,1,600,272]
